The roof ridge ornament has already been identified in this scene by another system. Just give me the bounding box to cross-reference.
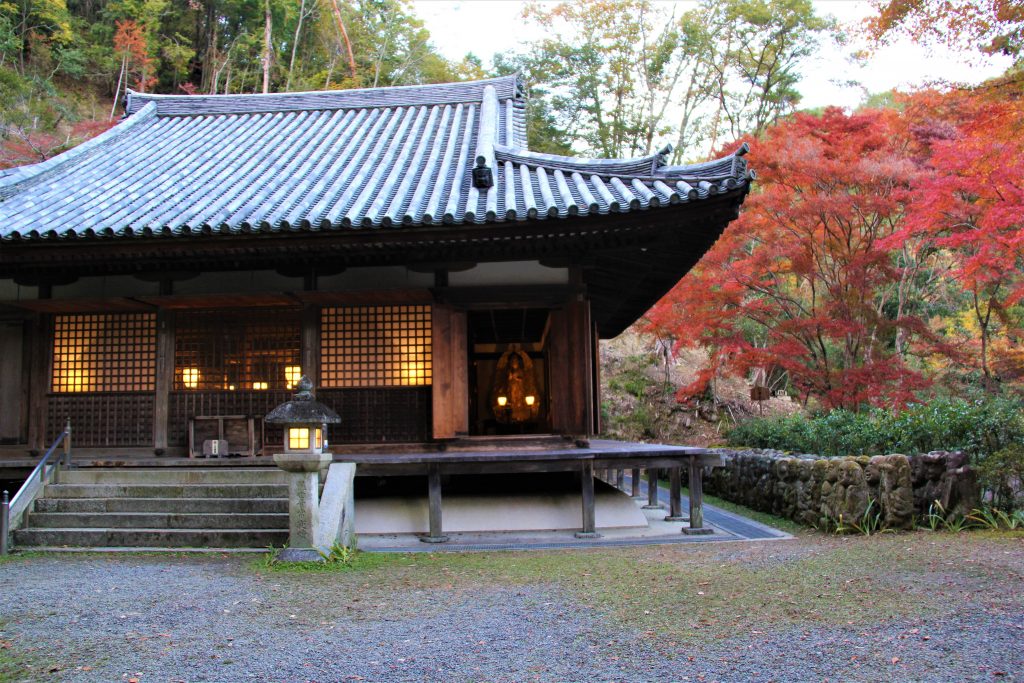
[472,84,499,189]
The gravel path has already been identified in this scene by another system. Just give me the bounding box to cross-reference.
[1,551,1021,682]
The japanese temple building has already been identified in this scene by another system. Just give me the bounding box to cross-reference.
[0,76,756,546]
[0,75,751,461]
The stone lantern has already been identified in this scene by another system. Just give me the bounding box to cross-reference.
[265,375,341,561]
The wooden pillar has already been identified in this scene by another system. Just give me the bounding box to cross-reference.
[683,457,713,535]
[575,459,599,538]
[421,463,448,543]
[591,320,602,436]
[549,294,594,437]
[431,304,468,439]
[665,466,686,521]
[0,321,26,444]
[630,468,641,497]
[643,468,660,509]
[153,309,174,453]
[26,314,51,453]
[301,305,320,385]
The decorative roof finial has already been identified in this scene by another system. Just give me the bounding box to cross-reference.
[294,375,314,401]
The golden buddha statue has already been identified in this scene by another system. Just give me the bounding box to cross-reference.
[490,348,541,424]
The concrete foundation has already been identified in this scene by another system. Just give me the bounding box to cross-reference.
[354,480,647,534]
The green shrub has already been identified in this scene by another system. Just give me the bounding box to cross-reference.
[726,396,1024,463]
[976,444,1024,511]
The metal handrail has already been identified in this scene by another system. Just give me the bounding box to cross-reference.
[1,419,72,555]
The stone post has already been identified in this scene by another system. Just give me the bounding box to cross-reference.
[274,451,333,561]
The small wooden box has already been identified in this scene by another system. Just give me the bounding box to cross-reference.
[202,439,229,458]
[188,415,258,457]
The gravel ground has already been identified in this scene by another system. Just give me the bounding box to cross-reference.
[1,547,1022,683]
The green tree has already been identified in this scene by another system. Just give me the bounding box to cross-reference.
[514,0,833,160]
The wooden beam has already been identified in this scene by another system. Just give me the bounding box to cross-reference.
[134,293,298,310]
[433,285,577,310]
[683,457,713,535]
[293,289,432,306]
[152,310,174,453]
[574,459,599,538]
[451,309,468,436]
[421,463,448,543]
[643,468,660,509]
[591,319,601,435]
[8,297,154,313]
[665,466,686,522]
[301,305,320,386]
[431,305,455,439]
[25,314,51,452]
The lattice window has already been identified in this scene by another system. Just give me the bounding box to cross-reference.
[321,306,432,388]
[51,314,156,392]
[174,309,301,391]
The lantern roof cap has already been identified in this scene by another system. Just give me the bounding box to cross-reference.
[264,376,341,425]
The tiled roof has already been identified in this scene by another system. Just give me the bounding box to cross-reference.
[0,76,751,242]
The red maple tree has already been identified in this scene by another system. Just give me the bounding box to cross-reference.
[893,88,1024,385]
[646,107,940,410]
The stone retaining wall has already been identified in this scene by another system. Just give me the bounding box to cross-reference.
[702,449,979,529]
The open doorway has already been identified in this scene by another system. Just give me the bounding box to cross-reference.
[467,308,550,435]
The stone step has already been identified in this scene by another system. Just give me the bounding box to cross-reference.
[33,496,288,514]
[25,512,289,530]
[43,483,288,499]
[13,527,289,549]
[58,468,287,485]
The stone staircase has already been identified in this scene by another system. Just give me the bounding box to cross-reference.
[14,468,290,550]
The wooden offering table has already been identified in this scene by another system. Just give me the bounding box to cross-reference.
[187,415,258,458]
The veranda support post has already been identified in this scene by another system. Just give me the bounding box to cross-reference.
[683,457,713,535]
[575,459,599,539]
[643,468,661,509]
[665,467,686,522]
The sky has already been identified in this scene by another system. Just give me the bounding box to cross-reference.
[412,0,1013,111]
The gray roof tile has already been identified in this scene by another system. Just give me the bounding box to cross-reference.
[0,75,751,241]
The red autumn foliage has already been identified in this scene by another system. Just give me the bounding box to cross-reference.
[646,84,1023,409]
[645,106,950,410]
[114,19,155,92]
[0,119,115,169]
[893,88,1024,383]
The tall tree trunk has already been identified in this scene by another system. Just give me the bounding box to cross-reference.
[262,0,272,94]
[202,0,217,92]
[286,0,308,91]
[110,53,127,120]
[326,0,357,79]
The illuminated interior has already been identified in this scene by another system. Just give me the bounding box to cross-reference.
[173,309,301,391]
[51,314,157,393]
[288,427,310,450]
[468,309,549,435]
[181,367,200,389]
[320,305,432,388]
[287,426,323,451]
[285,365,302,389]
